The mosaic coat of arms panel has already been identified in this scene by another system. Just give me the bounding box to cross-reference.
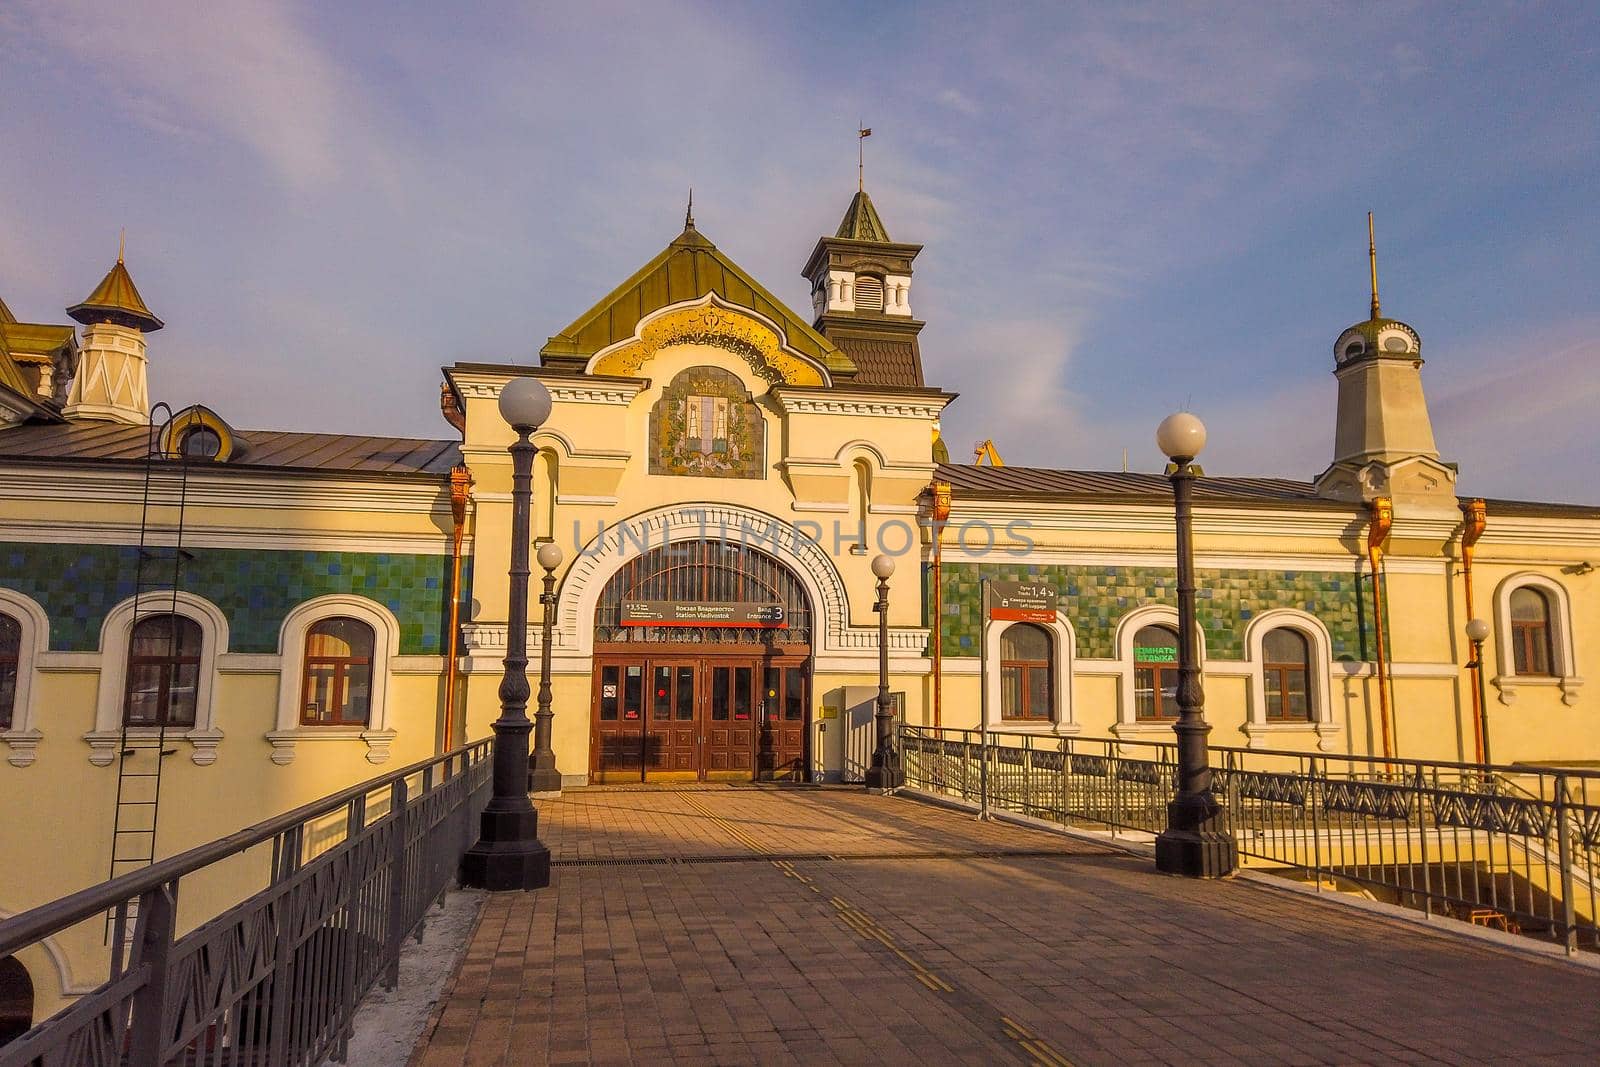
[648,365,764,478]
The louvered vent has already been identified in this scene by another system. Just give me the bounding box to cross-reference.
[854,276,884,312]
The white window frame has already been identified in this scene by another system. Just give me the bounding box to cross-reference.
[89,591,228,766]
[1242,610,1340,751]
[0,588,49,768]
[1111,605,1208,739]
[1491,573,1582,706]
[984,614,1077,734]
[267,594,400,765]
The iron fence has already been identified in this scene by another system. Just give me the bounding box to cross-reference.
[0,739,492,1066]
[900,725,1600,954]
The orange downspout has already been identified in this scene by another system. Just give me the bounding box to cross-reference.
[930,481,952,729]
[1460,499,1488,763]
[443,464,473,752]
[1367,497,1395,761]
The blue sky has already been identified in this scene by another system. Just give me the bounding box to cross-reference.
[1,2,1596,502]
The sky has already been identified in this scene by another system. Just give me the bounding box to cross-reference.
[1,1,1597,502]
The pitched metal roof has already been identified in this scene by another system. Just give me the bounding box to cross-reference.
[835,190,890,242]
[541,222,855,376]
[935,463,1333,506]
[67,258,163,332]
[0,422,459,477]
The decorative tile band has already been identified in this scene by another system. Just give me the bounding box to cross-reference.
[927,561,1365,660]
[0,542,463,654]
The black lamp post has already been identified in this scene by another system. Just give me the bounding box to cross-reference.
[865,553,904,791]
[462,377,553,892]
[1153,412,1237,878]
[528,541,564,795]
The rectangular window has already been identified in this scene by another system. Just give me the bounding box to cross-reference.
[600,665,619,721]
[784,667,805,720]
[733,666,752,720]
[652,666,673,720]
[623,665,643,721]
[676,666,695,720]
[712,667,729,721]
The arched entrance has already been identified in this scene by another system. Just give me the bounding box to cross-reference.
[0,956,32,1048]
[591,539,812,782]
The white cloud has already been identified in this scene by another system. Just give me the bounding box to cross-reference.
[14,0,384,190]
[936,88,980,117]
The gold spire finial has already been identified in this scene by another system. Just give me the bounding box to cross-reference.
[118,228,126,264]
[858,125,872,192]
[1368,212,1380,320]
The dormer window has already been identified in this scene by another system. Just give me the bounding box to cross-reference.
[180,426,222,460]
[1343,341,1364,359]
[854,275,884,312]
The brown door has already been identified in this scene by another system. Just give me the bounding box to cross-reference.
[756,664,808,781]
[703,663,756,778]
[646,661,699,777]
[593,661,646,783]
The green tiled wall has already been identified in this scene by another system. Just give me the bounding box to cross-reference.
[0,542,468,654]
[929,561,1364,661]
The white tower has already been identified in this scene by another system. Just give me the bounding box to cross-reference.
[62,242,163,424]
[1315,216,1456,507]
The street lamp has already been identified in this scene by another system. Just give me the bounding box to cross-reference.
[865,553,904,791]
[461,377,553,891]
[1465,617,1492,767]
[528,541,564,795]
[1153,413,1237,878]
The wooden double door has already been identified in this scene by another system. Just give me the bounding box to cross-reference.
[591,653,809,782]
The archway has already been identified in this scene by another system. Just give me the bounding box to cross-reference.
[0,956,32,1047]
[589,538,813,783]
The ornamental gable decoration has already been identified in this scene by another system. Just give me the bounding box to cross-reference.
[648,366,764,478]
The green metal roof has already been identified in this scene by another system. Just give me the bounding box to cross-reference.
[0,294,15,325]
[68,258,163,332]
[541,222,855,376]
[835,190,889,242]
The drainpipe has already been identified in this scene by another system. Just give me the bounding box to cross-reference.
[1367,497,1395,761]
[443,464,474,752]
[1460,499,1488,763]
[929,481,952,729]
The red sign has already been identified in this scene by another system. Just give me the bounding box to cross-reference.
[620,601,787,628]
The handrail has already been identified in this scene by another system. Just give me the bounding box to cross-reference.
[0,738,491,960]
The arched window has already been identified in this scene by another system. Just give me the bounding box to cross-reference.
[300,617,376,726]
[1133,625,1180,721]
[851,458,872,552]
[0,614,19,731]
[1263,628,1312,722]
[0,956,32,1048]
[1000,624,1053,721]
[534,448,558,542]
[124,615,203,727]
[179,426,222,460]
[1510,587,1554,677]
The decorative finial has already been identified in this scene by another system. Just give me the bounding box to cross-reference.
[858,125,872,192]
[685,188,694,230]
[1368,212,1380,320]
[118,228,126,264]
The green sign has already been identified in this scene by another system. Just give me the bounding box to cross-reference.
[1134,645,1177,663]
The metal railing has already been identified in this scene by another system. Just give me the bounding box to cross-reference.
[0,739,492,1066]
[900,725,1600,954]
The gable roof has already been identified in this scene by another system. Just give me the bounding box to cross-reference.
[540,222,856,377]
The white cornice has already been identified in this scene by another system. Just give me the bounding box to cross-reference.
[770,390,950,419]
[945,501,1356,539]
[0,468,450,515]
[0,520,460,555]
[452,374,645,406]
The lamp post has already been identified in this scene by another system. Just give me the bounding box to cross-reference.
[1465,617,1493,767]
[865,553,904,791]
[528,541,564,795]
[461,377,553,892]
[1152,412,1237,878]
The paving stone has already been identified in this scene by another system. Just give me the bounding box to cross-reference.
[410,786,1600,1065]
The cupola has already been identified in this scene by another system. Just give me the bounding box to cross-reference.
[63,238,161,424]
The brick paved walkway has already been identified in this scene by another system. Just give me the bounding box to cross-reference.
[412,787,1600,1066]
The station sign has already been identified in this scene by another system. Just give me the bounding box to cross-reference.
[620,601,787,628]
[987,580,1058,622]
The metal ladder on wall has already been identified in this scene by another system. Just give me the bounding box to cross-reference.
[107,403,194,890]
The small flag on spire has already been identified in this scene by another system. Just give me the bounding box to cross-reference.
[859,127,872,138]
[857,126,872,191]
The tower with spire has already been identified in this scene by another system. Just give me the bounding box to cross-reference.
[62,237,163,425]
[1315,215,1456,506]
[800,183,926,387]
